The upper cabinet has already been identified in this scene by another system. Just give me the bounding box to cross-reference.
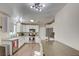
[0,13,14,32]
[16,23,22,32]
[0,15,2,27]
[23,25,26,32]
[29,25,39,32]
[0,14,2,31]
[16,23,39,33]
[26,25,29,32]
[26,25,39,32]
[9,20,14,32]
[2,15,8,32]
[22,25,39,32]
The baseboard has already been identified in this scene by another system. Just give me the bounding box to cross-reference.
[55,40,79,52]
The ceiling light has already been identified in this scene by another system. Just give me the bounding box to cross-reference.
[30,3,45,12]
[30,20,34,22]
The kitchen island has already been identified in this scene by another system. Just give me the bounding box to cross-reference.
[1,36,40,55]
[2,36,25,55]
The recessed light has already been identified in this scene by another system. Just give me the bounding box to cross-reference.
[43,4,45,7]
[30,6,33,8]
[30,20,34,22]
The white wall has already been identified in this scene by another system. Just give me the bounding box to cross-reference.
[0,14,2,26]
[39,26,46,40]
[0,14,2,43]
[55,3,79,50]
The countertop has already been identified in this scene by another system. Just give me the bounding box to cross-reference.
[1,36,40,41]
[1,36,25,41]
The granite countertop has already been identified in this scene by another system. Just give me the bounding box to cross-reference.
[2,36,40,41]
[0,44,8,46]
[1,36,24,41]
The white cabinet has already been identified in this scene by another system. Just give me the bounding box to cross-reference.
[23,25,26,32]
[25,36,29,43]
[16,23,20,32]
[35,25,39,32]
[0,15,2,27]
[35,36,40,43]
[29,25,39,32]
[22,25,39,32]
[0,13,14,32]
[16,23,23,32]
[26,25,29,32]
[18,37,25,48]
[2,15,13,32]
[20,24,23,32]
[2,15,8,32]
[7,18,14,32]
[2,40,13,55]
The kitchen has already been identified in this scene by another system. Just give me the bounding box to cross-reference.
[0,3,56,56]
[0,12,43,55]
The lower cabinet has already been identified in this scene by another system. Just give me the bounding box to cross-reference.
[12,39,18,54]
[18,37,25,48]
[0,44,10,56]
[25,36,29,43]
[12,37,25,54]
[0,46,5,56]
[1,36,40,56]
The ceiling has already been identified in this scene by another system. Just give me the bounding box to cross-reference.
[0,3,66,25]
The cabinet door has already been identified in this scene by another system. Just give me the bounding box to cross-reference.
[19,23,22,32]
[26,25,29,32]
[29,25,39,32]
[0,15,2,27]
[2,15,8,32]
[35,25,39,32]
[1,14,13,32]
[23,25,26,32]
[16,23,21,32]
[8,18,14,32]
[9,22,14,32]
[33,25,39,32]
